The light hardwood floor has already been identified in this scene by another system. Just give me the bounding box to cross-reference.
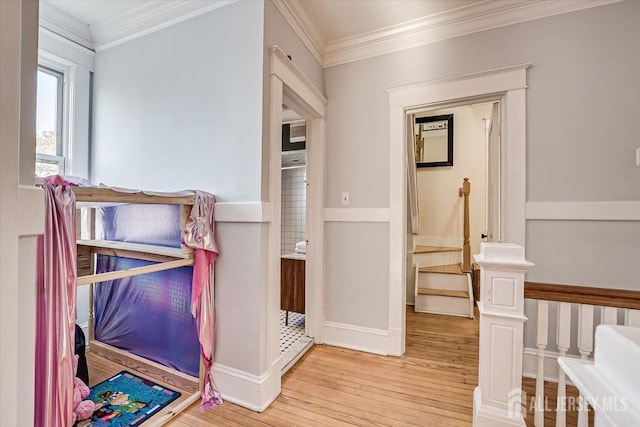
[88,306,588,426]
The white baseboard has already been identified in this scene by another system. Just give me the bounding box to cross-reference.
[212,358,280,412]
[413,235,463,249]
[523,347,581,385]
[323,321,389,355]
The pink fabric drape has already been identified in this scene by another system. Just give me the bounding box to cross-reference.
[181,191,221,410]
[34,181,77,427]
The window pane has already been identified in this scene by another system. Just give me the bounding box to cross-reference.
[36,69,61,156]
[36,161,59,177]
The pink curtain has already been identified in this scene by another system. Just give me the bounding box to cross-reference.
[182,191,222,410]
[34,181,77,426]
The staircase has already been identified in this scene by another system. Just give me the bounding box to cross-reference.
[413,244,474,318]
[412,178,474,319]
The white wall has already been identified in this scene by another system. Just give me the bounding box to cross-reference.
[415,103,491,255]
[262,0,325,199]
[91,0,270,398]
[92,2,264,202]
[323,0,640,339]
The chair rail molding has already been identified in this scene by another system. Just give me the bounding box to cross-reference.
[526,201,640,221]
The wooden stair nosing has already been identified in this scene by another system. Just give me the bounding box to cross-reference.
[413,245,462,254]
[418,263,465,275]
[417,288,470,298]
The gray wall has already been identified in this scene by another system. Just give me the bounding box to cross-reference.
[91,1,267,376]
[263,0,324,95]
[323,1,640,333]
[261,0,325,199]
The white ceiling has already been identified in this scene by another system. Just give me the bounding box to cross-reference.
[296,0,484,43]
[39,0,622,66]
[43,0,146,25]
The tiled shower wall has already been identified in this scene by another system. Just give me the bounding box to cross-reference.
[281,167,306,255]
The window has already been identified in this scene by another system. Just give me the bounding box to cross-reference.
[36,66,65,177]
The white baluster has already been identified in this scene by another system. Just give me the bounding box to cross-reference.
[602,306,617,325]
[535,300,549,427]
[577,304,594,427]
[556,302,571,427]
[625,309,640,326]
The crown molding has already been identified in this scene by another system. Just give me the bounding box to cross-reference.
[92,0,236,52]
[271,0,325,66]
[39,1,93,49]
[316,0,623,68]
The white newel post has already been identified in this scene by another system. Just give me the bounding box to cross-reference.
[473,243,534,427]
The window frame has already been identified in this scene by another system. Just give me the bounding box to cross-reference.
[36,60,68,176]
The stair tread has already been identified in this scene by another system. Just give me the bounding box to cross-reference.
[418,264,465,275]
[414,245,461,254]
[417,288,469,298]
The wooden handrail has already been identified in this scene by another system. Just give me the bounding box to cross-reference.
[459,178,471,273]
[525,281,640,310]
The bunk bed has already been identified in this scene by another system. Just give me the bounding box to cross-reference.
[35,180,220,426]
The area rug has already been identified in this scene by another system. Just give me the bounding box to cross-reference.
[84,371,181,426]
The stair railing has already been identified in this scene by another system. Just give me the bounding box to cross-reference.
[524,282,640,427]
[459,178,471,273]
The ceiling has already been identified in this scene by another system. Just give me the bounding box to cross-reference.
[39,0,622,66]
[43,0,145,25]
[296,0,484,42]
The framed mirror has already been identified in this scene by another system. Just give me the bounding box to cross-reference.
[415,114,453,167]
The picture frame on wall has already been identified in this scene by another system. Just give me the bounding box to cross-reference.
[415,114,453,167]
[282,121,306,152]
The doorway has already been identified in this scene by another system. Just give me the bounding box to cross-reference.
[387,64,530,356]
[267,46,327,390]
[406,101,498,318]
[279,105,312,373]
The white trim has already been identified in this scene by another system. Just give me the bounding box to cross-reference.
[323,321,389,356]
[213,360,280,412]
[412,235,462,248]
[270,47,328,116]
[526,201,640,221]
[38,28,95,70]
[92,0,236,52]
[39,2,93,50]
[323,208,390,223]
[267,46,326,409]
[17,186,45,237]
[271,0,324,66]
[322,0,622,68]
[387,64,530,108]
[387,65,529,357]
[214,202,272,223]
[1,2,40,424]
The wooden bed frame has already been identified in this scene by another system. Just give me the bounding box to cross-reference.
[72,187,206,425]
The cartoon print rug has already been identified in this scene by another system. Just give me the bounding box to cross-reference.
[84,371,181,426]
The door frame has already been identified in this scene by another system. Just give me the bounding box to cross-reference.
[386,64,530,356]
[267,46,327,388]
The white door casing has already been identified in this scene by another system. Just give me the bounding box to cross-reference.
[487,101,502,242]
[0,1,44,425]
[267,45,327,405]
[386,64,530,356]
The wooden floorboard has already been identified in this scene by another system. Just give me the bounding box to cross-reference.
[77,306,588,426]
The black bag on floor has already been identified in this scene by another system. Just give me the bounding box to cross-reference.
[74,324,89,385]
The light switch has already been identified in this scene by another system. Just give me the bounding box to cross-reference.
[341,192,350,206]
[636,148,640,167]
